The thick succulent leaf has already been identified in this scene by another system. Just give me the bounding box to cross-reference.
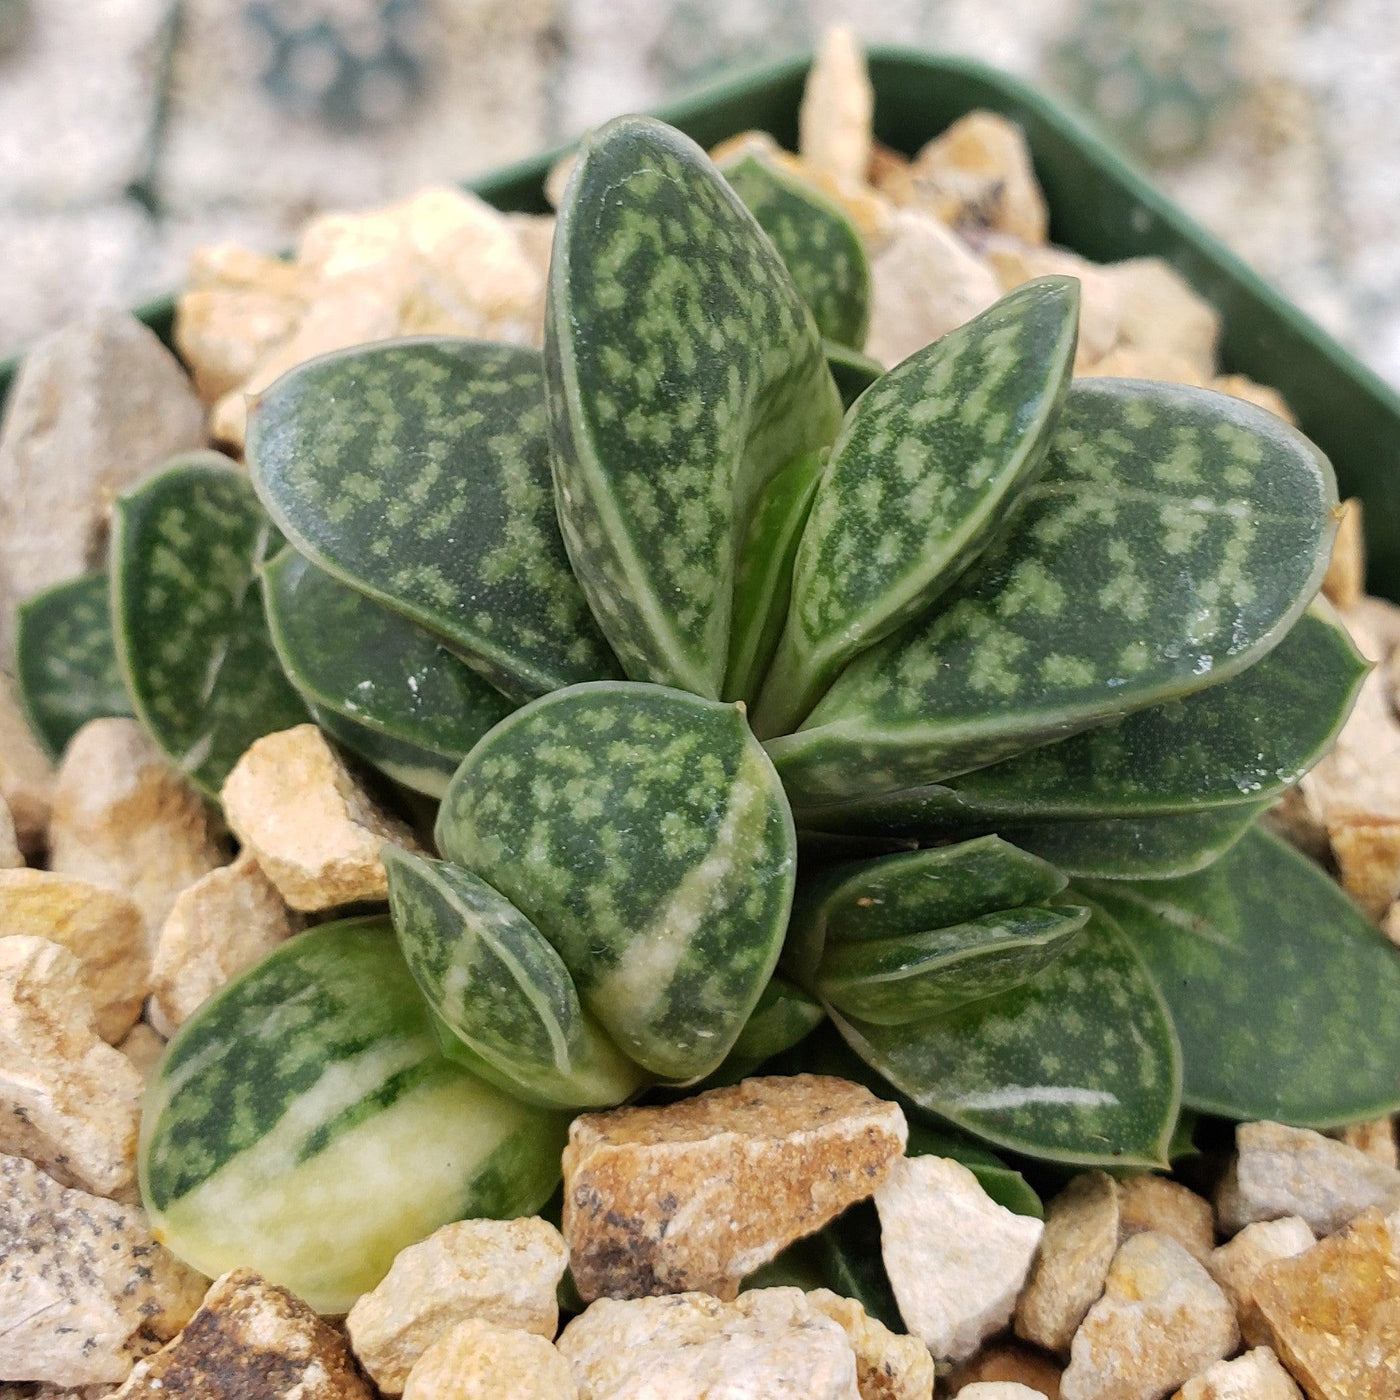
[139,918,568,1313]
[825,340,884,409]
[1003,805,1266,881]
[706,976,825,1084]
[263,548,514,795]
[769,379,1338,805]
[720,152,871,348]
[817,904,1089,1026]
[436,681,797,1081]
[756,277,1080,737]
[308,703,460,799]
[545,115,843,698]
[1084,828,1400,1125]
[831,903,1181,1167]
[14,573,133,759]
[111,453,310,794]
[246,338,619,702]
[385,848,644,1108]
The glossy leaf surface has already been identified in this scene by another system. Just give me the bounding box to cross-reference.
[706,976,825,1084]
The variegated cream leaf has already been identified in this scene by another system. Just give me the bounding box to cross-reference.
[246,338,619,703]
[545,115,843,698]
[768,379,1338,805]
[756,277,1080,736]
[111,453,310,795]
[436,681,797,1081]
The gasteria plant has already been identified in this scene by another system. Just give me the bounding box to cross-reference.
[19,115,1400,1308]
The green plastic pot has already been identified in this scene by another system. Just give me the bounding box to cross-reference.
[4,47,1399,594]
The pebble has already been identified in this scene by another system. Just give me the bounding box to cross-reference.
[1060,1232,1239,1400]
[1106,258,1221,381]
[116,1021,166,1081]
[875,1155,1043,1362]
[346,1217,568,1394]
[562,1074,906,1303]
[1173,1348,1303,1400]
[1210,376,1297,425]
[0,311,205,660]
[806,1288,935,1400]
[961,1387,1050,1400]
[947,1341,1064,1400]
[864,209,1000,367]
[220,724,420,911]
[1215,1121,1400,1237]
[1321,498,1366,614]
[1338,1117,1399,1168]
[0,1153,205,1387]
[1251,1207,1400,1400]
[1118,1175,1215,1264]
[402,1319,577,1400]
[0,795,21,869]
[148,850,300,1036]
[798,26,874,190]
[1082,344,1208,386]
[557,1288,861,1400]
[0,670,55,854]
[0,869,148,1043]
[0,936,142,1197]
[1206,1217,1315,1347]
[1016,1171,1121,1354]
[112,1268,373,1398]
[48,719,224,936]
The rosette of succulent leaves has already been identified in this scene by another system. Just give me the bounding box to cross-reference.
[19,116,1400,1311]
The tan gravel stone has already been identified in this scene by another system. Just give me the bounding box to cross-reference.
[220,725,419,911]
[116,1021,166,1081]
[1210,376,1298,425]
[0,936,141,1197]
[112,1268,373,1398]
[947,1342,1064,1400]
[562,1074,906,1303]
[1118,1175,1215,1264]
[1250,1208,1400,1400]
[0,869,148,1043]
[798,26,874,190]
[1337,1117,1399,1168]
[1016,1171,1121,1354]
[864,209,1000,368]
[961,1386,1050,1400]
[148,850,299,1036]
[1215,1120,1400,1237]
[0,1153,205,1386]
[1206,1217,1315,1347]
[1173,1348,1303,1400]
[48,719,224,936]
[875,1155,1043,1362]
[1061,1233,1238,1400]
[1106,258,1221,380]
[558,1288,861,1400]
[402,1319,576,1400]
[807,1288,934,1400]
[1321,499,1365,613]
[346,1217,568,1394]
[0,794,22,869]
[0,671,55,853]
[984,239,1121,367]
[1082,344,1209,386]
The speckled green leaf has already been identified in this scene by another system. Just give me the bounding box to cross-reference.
[706,976,825,1084]
[262,548,514,796]
[720,152,871,348]
[307,704,460,798]
[825,341,884,409]
[545,116,843,698]
[831,903,1181,1167]
[436,681,797,1081]
[768,379,1338,805]
[756,277,1080,736]
[1083,827,1400,1125]
[139,918,568,1313]
[111,453,310,795]
[14,573,132,760]
[385,848,644,1108]
[246,338,619,703]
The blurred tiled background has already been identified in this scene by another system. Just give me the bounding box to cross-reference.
[2,0,1398,387]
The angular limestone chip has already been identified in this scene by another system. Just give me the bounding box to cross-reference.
[113,1268,373,1398]
[563,1074,906,1303]
[1206,1217,1314,1348]
[1082,344,1208,386]
[875,1155,1043,1362]
[221,724,420,911]
[148,850,300,1036]
[403,1319,577,1400]
[1106,258,1221,380]
[557,1288,861,1400]
[1215,1120,1400,1237]
[864,210,1000,368]
[346,1217,568,1394]
[1337,1117,1398,1168]
[985,239,1120,367]
[1173,1347,1303,1400]
[0,869,148,1042]
[117,1021,166,1081]
[961,1387,1051,1400]
[1016,1171,1121,1354]
[1118,1175,1215,1264]
[1321,499,1365,614]
[49,719,224,936]
[0,1153,206,1387]
[1251,1208,1400,1400]
[1210,376,1296,425]
[947,1342,1064,1400]
[0,670,55,853]
[0,794,21,869]
[798,26,874,189]
[0,936,142,1197]
[1060,1233,1238,1400]
[807,1289,935,1400]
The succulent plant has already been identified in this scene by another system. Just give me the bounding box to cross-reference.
[21,114,1400,1305]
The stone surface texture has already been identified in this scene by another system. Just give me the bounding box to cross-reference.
[960,1387,1051,1400]
[806,1288,934,1400]
[1173,1348,1303,1400]
[1207,1217,1316,1348]
[402,1319,577,1400]
[947,1342,1064,1400]
[562,1074,907,1303]
[1117,1175,1215,1264]
[0,671,55,854]
[116,1021,167,1081]
[797,26,873,190]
